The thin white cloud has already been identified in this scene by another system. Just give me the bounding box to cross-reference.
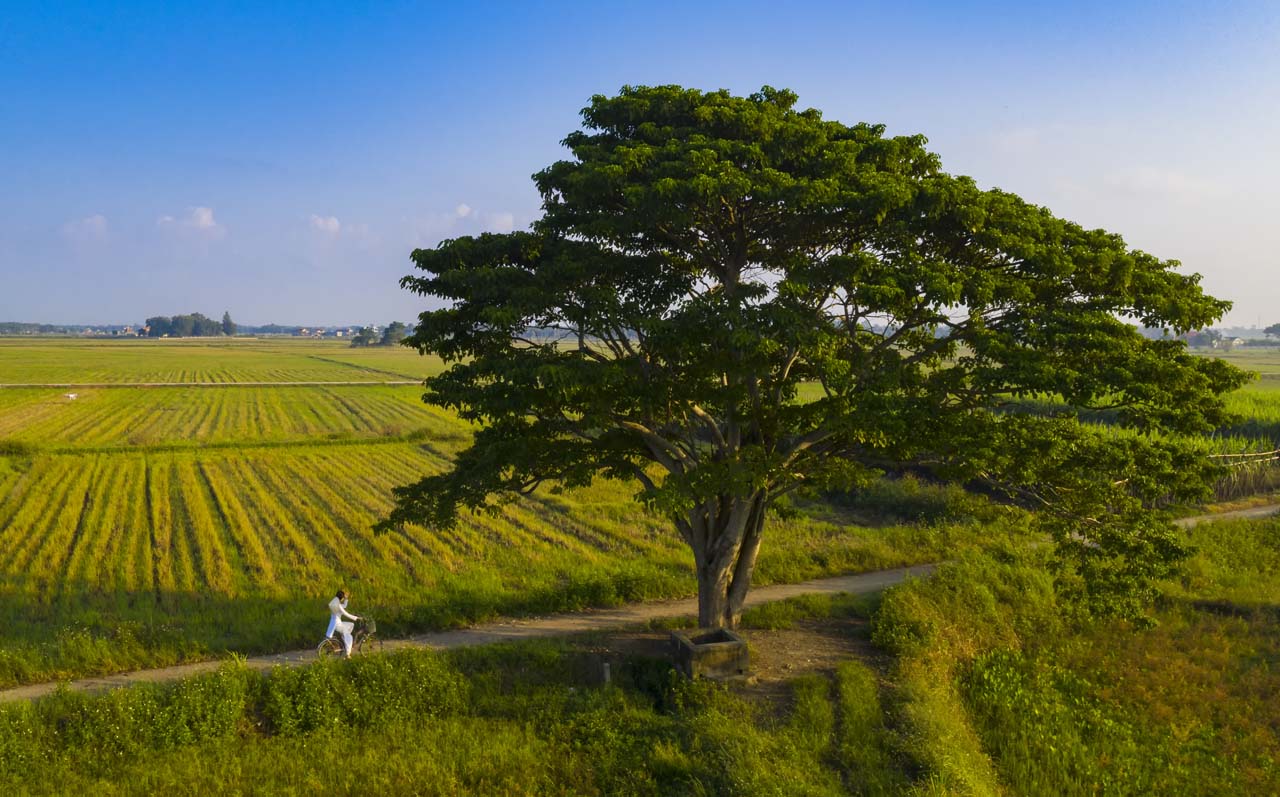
[990,127,1041,157]
[485,211,515,233]
[61,214,108,241]
[158,206,225,237]
[1102,167,1226,203]
[310,214,342,234]
[411,203,522,248]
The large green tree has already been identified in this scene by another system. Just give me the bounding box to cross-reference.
[380,321,408,347]
[1265,323,1280,339]
[381,86,1246,627]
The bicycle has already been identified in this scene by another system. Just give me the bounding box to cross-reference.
[316,616,381,658]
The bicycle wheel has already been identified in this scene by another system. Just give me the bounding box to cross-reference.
[316,637,342,658]
[356,634,382,655]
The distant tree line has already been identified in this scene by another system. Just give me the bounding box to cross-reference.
[145,312,235,337]
[0,322,74,335]
[350,321,408,347]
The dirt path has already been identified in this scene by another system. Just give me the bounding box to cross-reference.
[1,502,1275,705]
[0,565,936,704]
[1174,503,1280,526]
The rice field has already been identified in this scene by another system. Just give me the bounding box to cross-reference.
[0,338,1276,686]
[0,385,460,448]
[0,338,444,384]
[0,338,967,686]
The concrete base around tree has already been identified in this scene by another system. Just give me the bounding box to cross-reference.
[671,628,750,680]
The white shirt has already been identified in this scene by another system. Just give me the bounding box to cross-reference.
[326,596,358,637]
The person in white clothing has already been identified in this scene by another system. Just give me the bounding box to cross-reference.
[326,589,361,657]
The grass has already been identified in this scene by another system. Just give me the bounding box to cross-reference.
[0,508,1273,794]
[0,640,896,796]
[870,513,1280,795]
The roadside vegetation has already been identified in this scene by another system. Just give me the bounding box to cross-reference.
[3,510,1274,795]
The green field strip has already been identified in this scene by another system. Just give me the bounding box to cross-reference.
[500,503,609,561]
[266,456,380,582]
[122,393,179,445]
[215,457,319,588]
[145,459,179,601]
[58,392,150,444]
[528,485,680,558]
[230,458,339,584]
[173,460,238,596]
[0,469,16,508]
[522,493,663,557]
[58,455,130,594]
[360,442,452,482]
[162,461,200,595]
[518,499,645,558]
[0,391,69,438]
[282,458,426,590]
[0,386,470,452]
[301,450,455,579]
[192,389,225,439]
[324,448,488,561]
[5,456,101,596]
[197,461,280,591]
[305,353,425,381]
[319,387,386,434]
[27,454,109,595]
[113,458,152,595]
[0,457,58,532]
[0,458,83,577]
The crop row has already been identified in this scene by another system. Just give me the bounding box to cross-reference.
[0,386,465,448]
[0,339,441,384]
[0,445,687,609]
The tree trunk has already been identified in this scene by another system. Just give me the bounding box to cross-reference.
[690,491,768,629]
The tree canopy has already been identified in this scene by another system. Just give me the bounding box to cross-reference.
[380,321,408,347]
[382,86,1246,627]
[1265,323,1280,339]
[221,312,237,336]
[145,313,223,337]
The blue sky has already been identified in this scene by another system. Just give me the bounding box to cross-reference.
[2,1,1277,326]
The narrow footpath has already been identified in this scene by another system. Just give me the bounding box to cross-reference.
[0,565,935,704]
[1,501,1275,705]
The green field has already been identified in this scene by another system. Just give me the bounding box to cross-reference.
[0,338,444,383]
[0,339,979,686]
[0,338,1277,793]
[0,385,456,448]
